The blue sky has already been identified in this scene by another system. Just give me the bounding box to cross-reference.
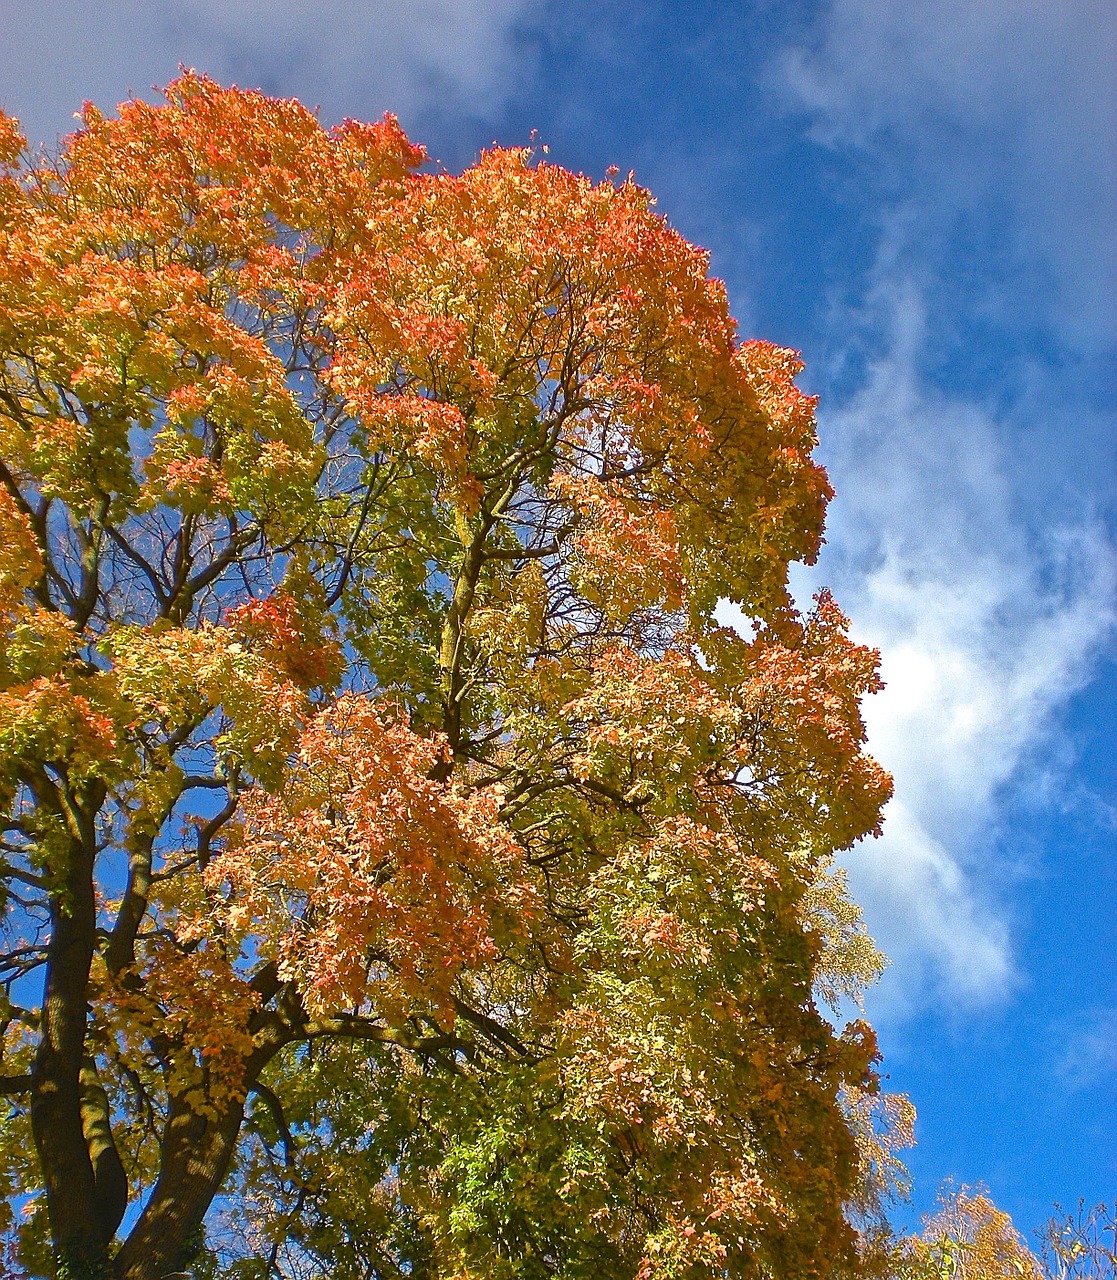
[2,0,1113,1241]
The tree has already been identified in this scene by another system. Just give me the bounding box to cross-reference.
[874,1188,1117,1280]
[1037,1201,1117,1280]
[892,1186,1044,1280]
[0,76,895,1279]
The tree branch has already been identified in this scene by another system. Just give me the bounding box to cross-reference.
[249,1080,296,1168]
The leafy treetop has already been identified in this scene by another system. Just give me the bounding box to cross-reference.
[0,75,894,1280]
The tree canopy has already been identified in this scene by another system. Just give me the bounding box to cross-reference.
[0,76,898,1279]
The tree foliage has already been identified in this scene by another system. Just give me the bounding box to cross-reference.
[0,77,898,1279]
[880,1188,1116,1280]
[1037,1201,1117,1280]
[897,1186,1044,1280]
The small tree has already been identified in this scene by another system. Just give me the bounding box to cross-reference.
[0,77,893,1279]
[1038,1202,1117,1280]
[905,1186,1044,1280]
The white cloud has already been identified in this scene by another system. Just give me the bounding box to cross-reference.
[0,0,540,149]
[773,4,1116,1014]
[780,0,1117,350]
[165,0,539,122]
[794,282,1116,1015]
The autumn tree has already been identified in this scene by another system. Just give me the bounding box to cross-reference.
[870,1186,1116,1280]
[0,77,895,1280]
[1038,1201,1117,1280]
[888,1186,1044,1280]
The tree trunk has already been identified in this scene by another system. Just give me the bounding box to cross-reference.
[30,818,111,1276]
[112,1095,245,1280]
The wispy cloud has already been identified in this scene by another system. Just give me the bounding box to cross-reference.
[0,0,540,149]
[779,0,1117,349]
[771,0,1115,1017]
[1055,1006,1117,1090]
[794,283,1115,1014]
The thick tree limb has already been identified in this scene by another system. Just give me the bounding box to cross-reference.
[79,1057,129,1246]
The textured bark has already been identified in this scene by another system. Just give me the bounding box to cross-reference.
[80,1059,129,1248]
[29,800,108,1274]
[111,1095,246,1280]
